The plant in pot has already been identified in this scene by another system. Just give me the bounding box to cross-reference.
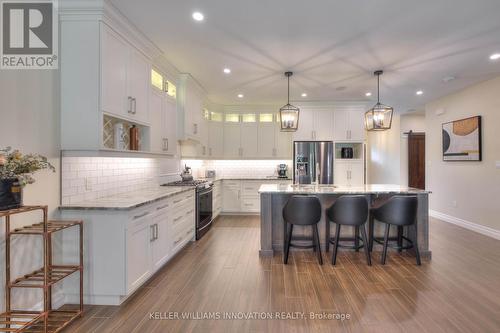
[0,147,55,210]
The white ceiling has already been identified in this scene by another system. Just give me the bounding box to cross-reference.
[111,0,500,112]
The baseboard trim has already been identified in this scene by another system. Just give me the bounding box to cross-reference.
[430,210,500,240]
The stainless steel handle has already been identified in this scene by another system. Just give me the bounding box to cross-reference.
[150,225,155,242]
[166,138,169,151]
[185,209,194,215]
[127,97,133,114]
[186,228,194,236]
[209,147,212,156]
[133,211,150,219]
[272,148,276,156]
[157,204,169,210]
[244,203,253,206]
[174,237,182,245]
[173,215,183,222]
[132,98,137,114]
[173,199,182,204]
[155,224,159,240]
[203,146,206,155]
[193,123,198,134]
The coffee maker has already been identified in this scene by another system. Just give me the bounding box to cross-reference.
[277,164,288,179]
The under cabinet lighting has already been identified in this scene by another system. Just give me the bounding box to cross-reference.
[237,94,244,98]
[192,12,204,21]
[489,53,500,60]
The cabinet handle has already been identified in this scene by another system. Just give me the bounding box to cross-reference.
[173,198,182,204]
[150,225,155,242]
[173,215,183,223]
[272,148,276,157]
[133,98,137,114]
[244,203,253,206]
[186,228,194,236]
[193,123,198,135]
[157,204,169,210]
[166,138,169,151]
[155,224,159,240]
[209,147,212,156]
[203,146,206,155]
[133,211,150,219]
[185,209,194,215]
[127,97,133,114]
[174,237,183,245]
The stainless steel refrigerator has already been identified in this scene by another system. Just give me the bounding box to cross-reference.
[293,141,334,184]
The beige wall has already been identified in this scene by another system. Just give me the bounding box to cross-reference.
[425,76,500,231]
[0,70,61,311]
[367,114,402,185]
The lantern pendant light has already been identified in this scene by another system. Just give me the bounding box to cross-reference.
[279,71,300,132]
[365,70,393,131]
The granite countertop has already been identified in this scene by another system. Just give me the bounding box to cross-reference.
[59,187,194,211]
[202,177,292,182]
[258,183,431,194]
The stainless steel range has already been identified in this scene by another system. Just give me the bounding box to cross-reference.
[161,179,213,240]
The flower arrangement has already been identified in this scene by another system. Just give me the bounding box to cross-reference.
[0,147,55,186]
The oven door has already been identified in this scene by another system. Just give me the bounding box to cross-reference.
[196,186,213,239]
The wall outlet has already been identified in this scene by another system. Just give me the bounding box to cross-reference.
[84,177,92,191]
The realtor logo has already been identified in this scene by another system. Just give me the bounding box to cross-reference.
[1,0,58,69]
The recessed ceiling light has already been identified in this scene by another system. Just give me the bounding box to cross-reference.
[223,68,231,74]
[365,92,372,97]
[301,93,307,97]
[192,12,204,21]
[416,90,424,96]
[237,94,244,98]
[490,53,500,60]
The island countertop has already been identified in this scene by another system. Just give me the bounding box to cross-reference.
[258,183,431,194]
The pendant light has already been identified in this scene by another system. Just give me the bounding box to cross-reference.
[365,70,393,131]
[279,71,300,132]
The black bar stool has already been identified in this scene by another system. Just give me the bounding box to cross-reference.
[368,195,421,265]
[326,195,371,266]
[283,195,323,265]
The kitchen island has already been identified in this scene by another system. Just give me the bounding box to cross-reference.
[259,184,431,258]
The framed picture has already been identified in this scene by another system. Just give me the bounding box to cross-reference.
[442,116,482,161]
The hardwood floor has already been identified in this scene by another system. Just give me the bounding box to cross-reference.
[63,215,500,333]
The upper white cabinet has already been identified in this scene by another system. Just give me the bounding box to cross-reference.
[178,74,207,143]
[240,121,259,157]
[208,121,224,158]
[223,122,242,158]
[101,25,150,124]
[150,88,177,155]
[258,123,276,157]
[334,107,365,141]
[293,108,334,141]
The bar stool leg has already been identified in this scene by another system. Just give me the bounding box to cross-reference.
[325,218,330,252]
[397,226,403,253]
[284,224,293,264]
[381,224,390,265]
[354,226,360,252]
[331,224,341,265]
[413,224,421,266]
[360,225,372,266]
[368,215,374,252]
[313,224,323,265]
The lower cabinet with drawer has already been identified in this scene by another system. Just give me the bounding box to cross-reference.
[221,179,292,214]
[60,189,196,306]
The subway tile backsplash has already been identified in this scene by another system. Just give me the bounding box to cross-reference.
[183,160,292,179]
[61,157,165,205]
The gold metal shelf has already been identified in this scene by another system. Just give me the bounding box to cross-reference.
[1,206,83,333]
[11,221,82,235]
[0,311,44,333]
[11,266,81,289]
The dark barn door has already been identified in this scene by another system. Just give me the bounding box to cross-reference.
[408,133,425,189]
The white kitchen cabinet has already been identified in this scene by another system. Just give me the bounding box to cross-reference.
[101,25,150,124]
[293,108,334,141]
[150,90,177,155]
[334,161,365,186]
[126,211,153,294]
[275,126,293,158]
[127,48,150,123]
[101,26,128,119]
[240,123,258,157]
[208,121,224,158]
[222,181,241,212]
[258,123,276,157]
[163,96,178,155]
[334,108,365,141]
[179,74,207,143]
[223,123,241,158]
[292,108,315,141]
[151,203,171,271]
[60,189,196,305]
[212,181,223,218]
[314,110,335,140]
